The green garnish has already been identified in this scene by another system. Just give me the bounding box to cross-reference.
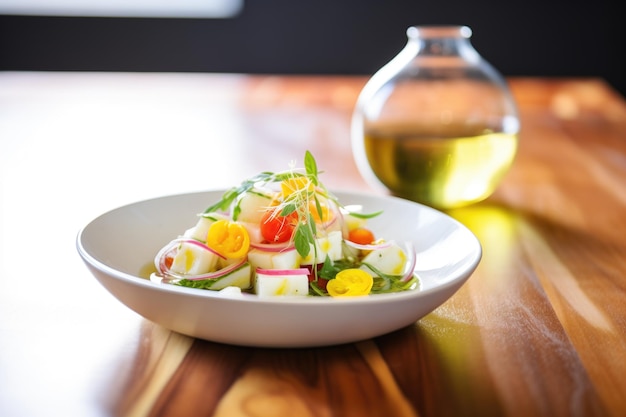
[362,262,419,293]
[202,150,381,261]
[311,256,419,295]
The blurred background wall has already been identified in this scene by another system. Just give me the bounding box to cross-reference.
[1,0,624,97]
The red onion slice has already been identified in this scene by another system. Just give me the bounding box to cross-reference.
[163,258,248,282]
[180,238,226,259]
[159,237,225,260]
[154,237,237,282]
[344,239,393,251]
[249,241,296,252]
[256,267,310,276]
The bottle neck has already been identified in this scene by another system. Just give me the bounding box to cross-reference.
[406,25,479,62]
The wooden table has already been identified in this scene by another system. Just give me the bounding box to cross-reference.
[1,72,625,417]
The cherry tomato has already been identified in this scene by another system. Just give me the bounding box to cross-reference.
[348,227,375,245]
[260,209,297,243]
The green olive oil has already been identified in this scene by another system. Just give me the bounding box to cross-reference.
[363,127,518,209]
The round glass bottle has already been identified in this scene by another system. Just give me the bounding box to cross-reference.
[351,25,519,209]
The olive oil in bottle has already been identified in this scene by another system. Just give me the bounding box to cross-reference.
[363,125,518,209]
[351,26,520,209]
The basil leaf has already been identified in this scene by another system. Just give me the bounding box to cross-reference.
[304,150,318,185]
[294,226,311,258]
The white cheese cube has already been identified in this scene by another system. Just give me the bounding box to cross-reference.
[247,248,300,270]
[255,271,309,297]
[239,221,264,244]
[360,242,407,276]
[183,213,230,242]
[300,230,343,265]
[170,242,219,275]
[342,205,369,231]
[234,190,273,224]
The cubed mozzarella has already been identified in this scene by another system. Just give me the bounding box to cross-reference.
[360,243,407,276]
[239,221,264,244]
[183,213,230,242]
[342,205,369,231]
[300,230,343,265]
[255,271,309,297]
[170,242,219,275]
[235,190,273,223]
[247,248,300,270]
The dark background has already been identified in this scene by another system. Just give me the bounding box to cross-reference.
[1,0,624,97]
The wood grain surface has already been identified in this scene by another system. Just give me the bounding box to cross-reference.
[0,73,624,417]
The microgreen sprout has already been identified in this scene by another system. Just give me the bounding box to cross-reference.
[202,150,381,261]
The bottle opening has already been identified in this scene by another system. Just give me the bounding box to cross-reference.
[407,25,472,39]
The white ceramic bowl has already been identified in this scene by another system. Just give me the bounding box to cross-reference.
[77,190,481,348]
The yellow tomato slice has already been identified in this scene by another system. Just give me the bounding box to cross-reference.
[207,220,250,259]
[327,269,373,297]
[281,177,313,198]
[308,199,333,224]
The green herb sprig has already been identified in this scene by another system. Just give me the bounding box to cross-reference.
[202,150,381,261]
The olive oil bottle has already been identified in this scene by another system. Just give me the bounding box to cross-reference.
[352,26,519,209]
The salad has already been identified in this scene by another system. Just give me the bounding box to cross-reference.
[150,151,418,297]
